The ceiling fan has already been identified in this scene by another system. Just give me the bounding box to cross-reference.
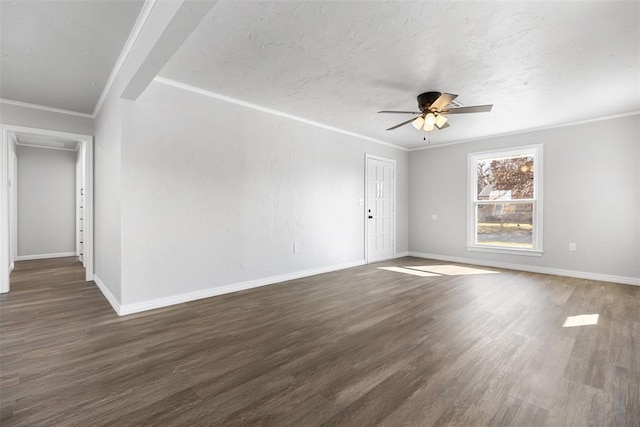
[378,92,493,131]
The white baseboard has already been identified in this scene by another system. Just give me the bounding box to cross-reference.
[117,259,367,316]
[93,274,122,315]
[9,262,14,272]
[408,252,640,286]
[16,252,77,261]
[395,251,410,258]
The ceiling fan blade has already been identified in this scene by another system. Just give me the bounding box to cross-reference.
[442,104,493,114]
[430,93,458,112]
[378,110,422,114]
[436,121,450,130]
[386,116,420,131]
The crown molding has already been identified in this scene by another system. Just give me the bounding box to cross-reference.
[0,98,93,119]
[409,110,640,151]
[153,77,409,152]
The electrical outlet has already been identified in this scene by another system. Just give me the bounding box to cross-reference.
[569,243,577,252]
[293,243,300,253]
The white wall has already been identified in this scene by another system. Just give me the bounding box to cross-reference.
[0,102,93,135]
[409,114,640,282]
[118,81,408,306]
[16,145,77,257]
[89,0,194,305]
[93,91,123,301]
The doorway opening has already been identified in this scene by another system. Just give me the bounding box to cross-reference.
[1,125,93,293]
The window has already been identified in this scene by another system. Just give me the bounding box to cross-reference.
[468,144,543,255]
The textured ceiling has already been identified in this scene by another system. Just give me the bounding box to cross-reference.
[161,0,640,149]
[0,0,144,115]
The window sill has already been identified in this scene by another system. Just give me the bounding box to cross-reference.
[466,245,543,257]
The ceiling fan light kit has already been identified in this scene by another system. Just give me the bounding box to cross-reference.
[434,114,448,128]
[424,113,436,126]
[411,116,425,129]
[379,91,493,133]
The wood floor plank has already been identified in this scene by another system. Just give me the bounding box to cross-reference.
[1,256,639,426]
[546,378,607,426]
[488,395,549,426]
[605,366,640,426]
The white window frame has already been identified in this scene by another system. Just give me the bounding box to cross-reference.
[467,144,543,256]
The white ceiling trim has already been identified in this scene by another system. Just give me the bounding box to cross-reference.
[92,0,157,118]
[153,76,408,152]
[0,97,93,119]
[409,110,640,152]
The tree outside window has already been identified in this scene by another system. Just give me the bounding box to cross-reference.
[468,145,542,254]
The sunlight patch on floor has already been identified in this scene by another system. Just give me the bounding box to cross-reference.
[563,314,599,327]
[409,265,500,276]
[378,264,500,277]
[378,267,441,277]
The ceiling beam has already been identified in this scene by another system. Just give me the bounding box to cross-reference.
[121,0,216,102]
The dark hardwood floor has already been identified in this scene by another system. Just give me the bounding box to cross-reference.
[1,256,638,426]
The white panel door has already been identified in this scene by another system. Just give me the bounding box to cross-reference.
[366,156,395,263]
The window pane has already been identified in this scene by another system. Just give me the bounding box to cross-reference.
[476,203,533,248]
[476,155,534,200]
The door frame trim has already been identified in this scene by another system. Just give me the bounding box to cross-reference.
[364,153,396,264]
[0,125,94,293]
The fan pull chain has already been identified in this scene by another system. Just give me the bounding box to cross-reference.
[423,131,431,144]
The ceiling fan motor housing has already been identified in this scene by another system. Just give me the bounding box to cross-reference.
[417,92,442,112]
